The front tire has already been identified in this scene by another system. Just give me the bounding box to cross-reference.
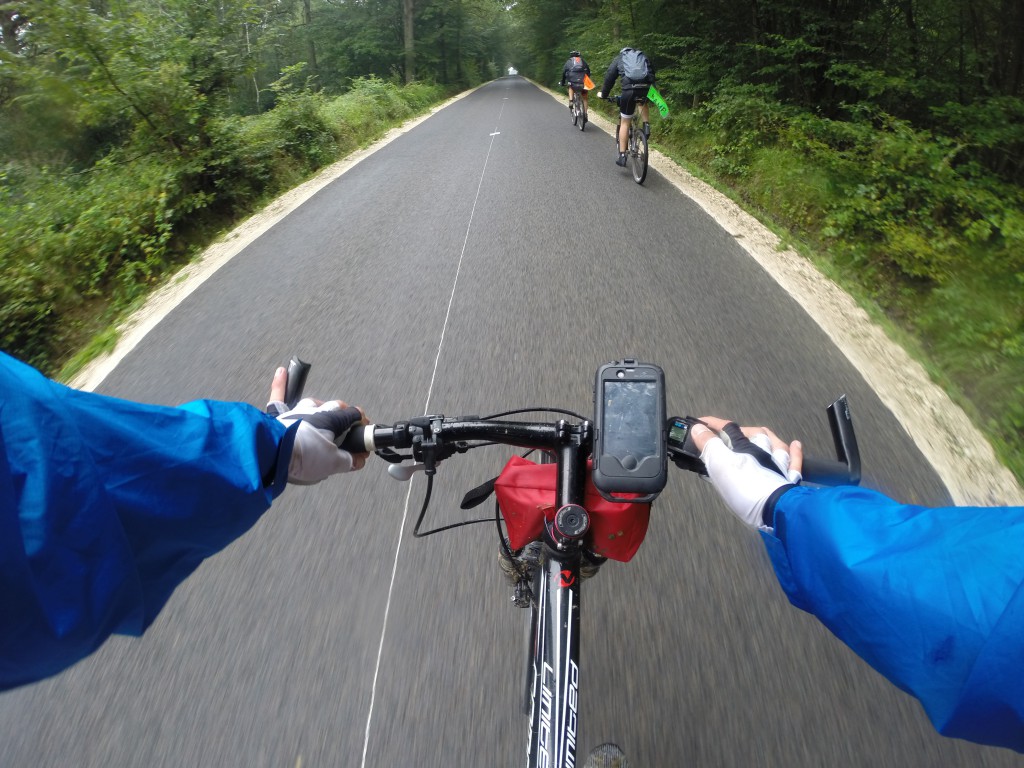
[583,743,629,767]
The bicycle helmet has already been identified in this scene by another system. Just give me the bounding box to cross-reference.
[570,50,581,57]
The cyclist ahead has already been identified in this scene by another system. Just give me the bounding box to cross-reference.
[597,47,656,166]
[559,50,591,115]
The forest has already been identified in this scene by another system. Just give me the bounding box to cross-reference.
[1,0,1022,478]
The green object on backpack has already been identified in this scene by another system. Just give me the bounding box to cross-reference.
[647,86,669,118]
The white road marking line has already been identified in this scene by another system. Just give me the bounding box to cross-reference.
[360,91,509,768]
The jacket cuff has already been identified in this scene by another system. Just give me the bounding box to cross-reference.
[762,484,797,529]
[265,421,300,498]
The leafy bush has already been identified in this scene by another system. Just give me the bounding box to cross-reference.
[664,94,1024,482]
[699,83,797,176]
[0,78,450,375]
[931,97,1024,185]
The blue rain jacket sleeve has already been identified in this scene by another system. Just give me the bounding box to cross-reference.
[0,352,295,691]
[761,485,1024,752]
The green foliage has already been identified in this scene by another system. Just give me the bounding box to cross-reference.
[699,83,797,176]
[2,0,1023,482]
[265,66,337,170]
[0,0,460,374]
[657,93,1024,482]
[931,98,1024,185]
[0,75,448,375]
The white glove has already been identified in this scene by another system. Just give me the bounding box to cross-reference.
[269,398,364,485]
[596,91,603,98]
[698,423,801,529]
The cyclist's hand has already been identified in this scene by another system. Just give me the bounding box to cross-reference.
[267,367,369,484]
[690,417,803,529]
[596,90,603,98]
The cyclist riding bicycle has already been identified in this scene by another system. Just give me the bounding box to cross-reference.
[559,49,591,114]
[3,351,1023,754]
[597,47,656,166]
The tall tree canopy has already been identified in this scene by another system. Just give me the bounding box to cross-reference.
[512,0,1024,183]
[0,0,521,169]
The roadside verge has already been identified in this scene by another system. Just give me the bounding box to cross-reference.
[561,85,1023,506]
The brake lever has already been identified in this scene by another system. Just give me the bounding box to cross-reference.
[388,463,427,481]
[384,440,471,481]
[377,448,405,464]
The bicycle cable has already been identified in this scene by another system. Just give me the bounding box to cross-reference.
[407,409,587,539]
[411,473,504,538]
[479,406,588,421]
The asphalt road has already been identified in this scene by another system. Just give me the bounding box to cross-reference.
[2,78,1020,767]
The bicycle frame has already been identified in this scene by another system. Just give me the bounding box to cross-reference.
[523,429,590,767]
[610,93,649,184]
[331,378,861,768]
[343,415,595,768]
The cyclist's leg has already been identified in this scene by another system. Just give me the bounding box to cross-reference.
[615,116,630,165]
[618,88,638,153]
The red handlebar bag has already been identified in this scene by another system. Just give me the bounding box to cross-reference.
[494,455,651,562]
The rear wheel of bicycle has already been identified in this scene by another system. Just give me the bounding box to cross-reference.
[631,128,648,184]
[579,101,587,131]
[571,95,580,126]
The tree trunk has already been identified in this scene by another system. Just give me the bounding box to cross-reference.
[404,0,415,83]
[303,0,319,87]
[455,0,462,83]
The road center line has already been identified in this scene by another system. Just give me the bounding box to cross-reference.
[359,88,509,768]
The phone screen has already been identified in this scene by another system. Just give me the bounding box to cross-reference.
[602,380,659,464]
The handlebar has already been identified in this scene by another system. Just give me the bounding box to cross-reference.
[339,417,572,473]
[284,359,861,487]
[341,403,860,487]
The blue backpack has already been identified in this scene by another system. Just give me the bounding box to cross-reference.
[621,49,651,82]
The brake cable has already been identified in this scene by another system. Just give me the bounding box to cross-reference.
[409,407,586,539]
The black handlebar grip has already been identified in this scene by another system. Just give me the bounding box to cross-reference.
[801,457,854,486]
[284,357,311,410]
[339,424,369,454]
[826,395,861,486]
